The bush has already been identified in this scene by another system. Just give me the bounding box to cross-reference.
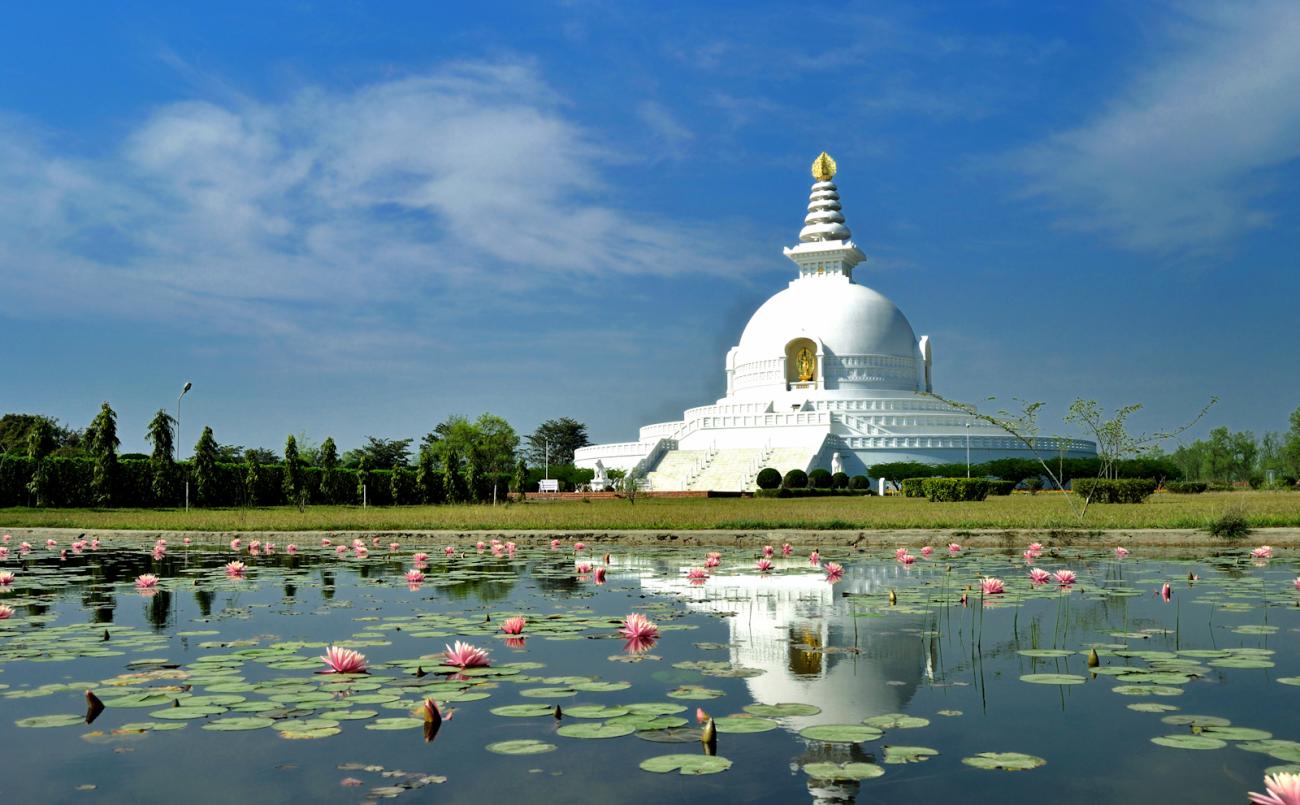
[1165,481,1208,494]
[1070,478,1158,504]
[782,469,808,489]
[987,480,1015,496]
[754,488,865,498]
[848,474,869,490]
[921,478,990,502]
[900,478,930,498]
[1022,477,1044,494]
[1208,505,1250,539]
[755,467,782,490]
[831,471,849,489]
[809,468,832,489]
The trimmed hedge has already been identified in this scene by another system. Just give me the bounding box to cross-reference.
[848,474,869,490]
[987,480,1015,496]
[1165,481,1208,494]
[870,457,1182,484]
[921,478,990,502]
[1070,478,1157,504]
[755,488,869,498]
[755,467,782,490]
[782,469,809,489]
[809,468,833,489]
[900,478,930,498]
[831,472,850,489]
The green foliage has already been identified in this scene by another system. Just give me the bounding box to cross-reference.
[782,469,808,489]
[1165,481,1208,494]
[809,468,833,489]
[513,458,528,498]
[987,480,1015,496]
[831,471,850,489]
[145,409,177,505]
[282,434,304,506]
[343,436,412,469]
[1208,505,1250,539]
[849,474,869,490]
[921,478,990,502]
[87,402,120,506]
[522,464,592,493]
[193,426,220,505]
[525,417,590,467]
[870,462,944,480]
[442,449,462,503]
[755,467,782,490]
[25,417,58,460]
[1070,478,1157,504]
[900,478,929,498]
[754,488,866,498]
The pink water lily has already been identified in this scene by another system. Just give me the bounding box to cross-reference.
[781,543,793,556]
[334,545,348,556]
[1053,569,1077,586]
[444,640,491,668]
[1115,546,1129,559]
[686,567,709,581]
[1028,542,1043,554]
[921,546,934,557]
[619,612,659,641]
[19,542,31,554]
[476,541,486,552]
[1252,546,1274,560]
[894,547,909,560]
[550,539,561,550]
[1022,550,1038,564]
[898,553,916,566]
[824,562,845,582]
[286,544,298,555]
[321,538,332,547]
[388,542,400,552]
[182,537,191,546]
[501,616,526,635]
[444,545,455,556]
[704,555,721,568]
[980,577,1005,595]
[0,604,13,619]
[354,546,369,559]
[575,561,594,574]
[1159,582,1172,602]
[1028,568,1051,585]
[134,574,160,590]
[809,550,821,566]
[45,539,57,549]
[763,545,774,558]
[320,645,367,674]
[1294,577,1300,591]
[574,542,587,552]
[225,561,246,578]
[405,569,425,583]
[230,538,241,551]
[0,547,9,560]
[948,543,961,554]
[1249,771,1300,805]
[413,552,429,564]
[0,571,15,586]
[756,558,774,572]
[594,566,607,584]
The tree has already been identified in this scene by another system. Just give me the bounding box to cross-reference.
[513,458,528,500]
[443,448,463,503]
[526,418,590,468]
[243,457,261,505]
[1284,407,1300,479]
[1,413,83,456]
[1065,398,1214,481]
[145,409,177,505]
[242,447,278,465]
[24,417,57,506]
[343,437,412,470]
[193,426,219,505]
[283,434,305,507]
[318,437,339,503]
[416,448,437,503]
[87,402,120,506]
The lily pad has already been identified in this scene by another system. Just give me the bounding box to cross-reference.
[639,754,733,775]
[713,716,778,734]
[883,745,939,764]
[1151,734,1227,750]
[556,722,636,739]
[863,713,930,729]
[15,714,86,728]
[364,717,424,731]
[961,752,1047,771]
[491,704,557,717]
[801,762,885,780]
[486,739,557,755]
[201,717,275,731]
[743,703,821,717]
[798,724,883,743]
[1020,674,1086,685]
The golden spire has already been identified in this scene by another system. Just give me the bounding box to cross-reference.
[811,151,837,182]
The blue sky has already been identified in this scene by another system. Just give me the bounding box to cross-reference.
[2,1,1297,457]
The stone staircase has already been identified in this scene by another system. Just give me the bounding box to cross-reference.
[688,448,767,492]
[645,445,820,492]
[643,449,712,492]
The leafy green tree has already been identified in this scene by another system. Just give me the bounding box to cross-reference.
[526,417,589,467]
[318,437,339,503]
[1284,407,1300,479]
[87,402,120,506]
[193,426,219,505]
[443,448,463,503]
[283,434,304,506]
[356,454,372,504]
[242,447,278,465]
[243,458,261,505]
[24,417,57,506]
[514,458,528,500]
[145,409,177,504]
[464,451,483,503]
[343,437,412,469]
[416,448,436,503]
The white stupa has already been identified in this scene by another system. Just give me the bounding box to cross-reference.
[576,153,1095,490]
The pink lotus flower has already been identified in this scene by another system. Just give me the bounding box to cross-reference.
[704,555,721,568]
[91,538,101,549]
[225,561,246,578]
[335,545,348,555]
[809,550,821,566]
[71,541,85,555]
[19,542,31,554]
[1294,577,1300,591]
[413,552,429,564]
[1029,568,1051,585]
[594,566,607,584]
[354,547,369,559]
[491,545,504,557]
[921,546,934,557]
[1053,569,1077,586]
[1115,546,1129,559]
[265,542,276,555]
[576,561,594,574]
[59,549,67,561]
[1022,551,1038,564]
[45,539,57,549]
[948,543,961,554]
[247,545,260,557]
[230,538,241,551]
[249,540,261,552]
[707,551,722,560]
[321,538,332,547]
[574,542,587,552]
[1159,582,1172,602]
[135,574,160,590]
[898,553,916,565]
[551,539,561,550]
[980,577,1005,595]
[320,645,367,674]
[686,567,710,581]
[444,640,490,668]
[151,545,166,560]
[371,537,380,546]
[619,612,659,640]
[506,541,517,553]
[501,616,526,635]
[0,571,15,586]
[894,547,909,560]
[0,604,13,619]
[1249,771,1300,805]
[405,569,425,583]
[824,562,844,582]
[444,545,455,556]
[286,544,297,555]
[476,541,486,552]
[182,537,191,546]
[389,542,400,552]
[1028,542,1043,554]
[763,545,774,558]
[756,558,774,572]
[0,547,9,560]
[1252,546,1274,559]
[353,538,365,549]
[782,543,793,556]
[696,707,709,724]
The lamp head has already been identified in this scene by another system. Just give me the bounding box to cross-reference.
[182,381,193,395]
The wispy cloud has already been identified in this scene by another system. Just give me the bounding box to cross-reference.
[635,100,694,159]
[1011,1,1300,253]
[0,60,739,366]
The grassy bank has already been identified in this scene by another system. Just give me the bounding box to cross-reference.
[1,491,1296,532]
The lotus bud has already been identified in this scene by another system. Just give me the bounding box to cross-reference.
[701,717,717,746]
[102,629,111,642]
[888,590,897,606]
[554,705,563,720]
[415,666,426,678]
[1087,648,1100,668]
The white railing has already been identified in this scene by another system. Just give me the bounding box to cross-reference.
[574,441,649,462]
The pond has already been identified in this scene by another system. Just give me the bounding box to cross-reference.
[1,535,1297,803]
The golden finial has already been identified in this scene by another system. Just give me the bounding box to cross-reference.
[811,151,837,181]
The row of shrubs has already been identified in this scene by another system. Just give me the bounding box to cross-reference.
[898,477,1009,502]
[1070,478,1159,504]
[755,467,871,492]
[870,457,1183,484]
[0,454,515,508]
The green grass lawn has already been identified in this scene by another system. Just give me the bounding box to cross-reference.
[1,491,1296,532]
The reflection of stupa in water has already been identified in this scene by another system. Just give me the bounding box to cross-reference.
[639,559,928,729]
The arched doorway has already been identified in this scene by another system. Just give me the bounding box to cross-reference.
[786,338,818,387]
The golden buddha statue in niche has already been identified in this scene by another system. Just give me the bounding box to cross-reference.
[796,347,815,382]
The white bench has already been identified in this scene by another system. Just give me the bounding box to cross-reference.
[538,479,560,494]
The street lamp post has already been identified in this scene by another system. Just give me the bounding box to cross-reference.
[178,382,192,511]
[965,421,971,479]
[544,439,550,481]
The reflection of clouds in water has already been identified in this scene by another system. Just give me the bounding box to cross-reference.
[639,559,928,729]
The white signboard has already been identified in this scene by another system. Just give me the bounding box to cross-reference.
[538,479,560,493]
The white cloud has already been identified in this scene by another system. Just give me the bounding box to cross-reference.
[635,100,694,158]
[1013,1,1300,252]
[0,61,738,364]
